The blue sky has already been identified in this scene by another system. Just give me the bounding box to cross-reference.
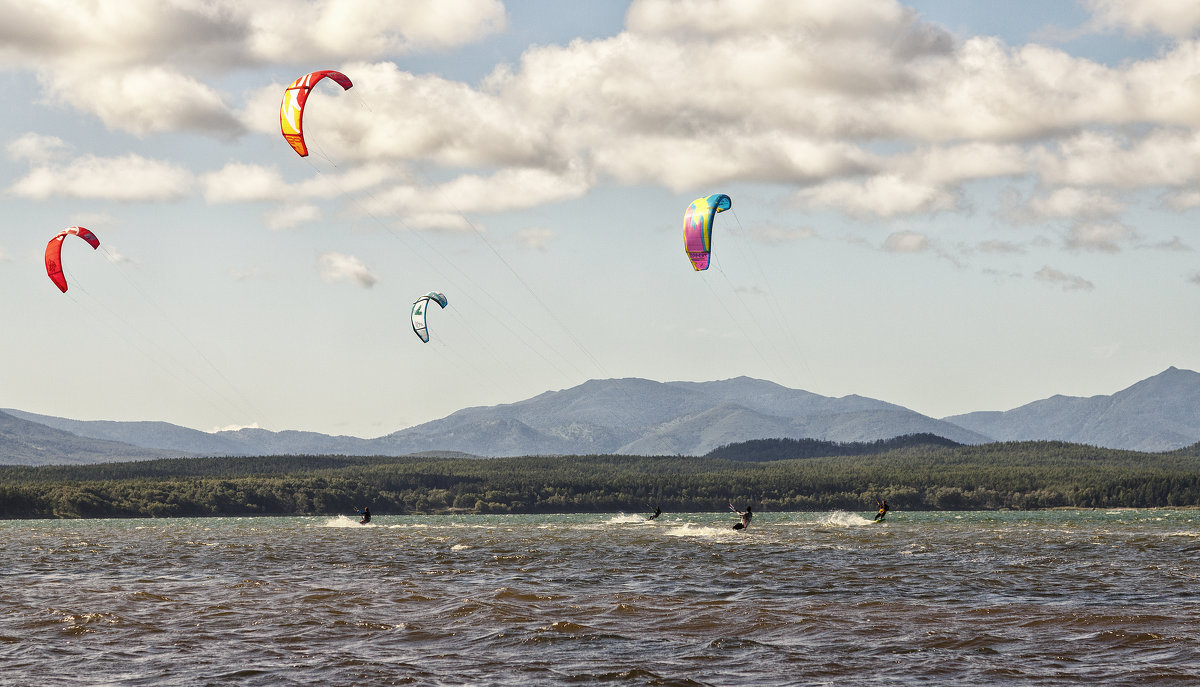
[3,0,1199,437]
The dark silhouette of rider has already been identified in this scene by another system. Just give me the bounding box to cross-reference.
[733,505,753,529]
[356,507,371,524]
[874,499,889,522]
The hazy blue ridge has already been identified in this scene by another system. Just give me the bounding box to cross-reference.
[942,367,1200,452]
[5,369,1200,465]
[0,410,192,466]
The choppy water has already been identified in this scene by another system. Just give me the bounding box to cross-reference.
[1,510,1198,686]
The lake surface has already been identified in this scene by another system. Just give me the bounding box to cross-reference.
[1,510,1198,686]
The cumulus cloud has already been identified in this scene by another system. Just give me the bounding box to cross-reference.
[1025,187,1125,221]
[359,163,592,228]
[264,203,322,230]
[39,66,244,136]
[797,175,958,218]
[247,0,507,61]
[892,143,1029,185]
[1163,189,1200,210]
[882,231,930,253]
[1065,221,1134,252]
[201,163,289,203]
[7,132,71,162]
[0,0,505,136]
[1034,130,1200,190]
[1035,266,1095,291]
[201,161,401,205]
[12,0,1200,238]
[317,251,377,287]
[10,154,192,201]
[229,0,1200,199]
[1083,0,1200,38]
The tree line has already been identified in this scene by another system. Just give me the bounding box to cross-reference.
[1,439,1198,519]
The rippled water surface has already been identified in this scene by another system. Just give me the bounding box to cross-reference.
[2,510,1198,685]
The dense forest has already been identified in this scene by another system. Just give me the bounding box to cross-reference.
[1,437,1199,518]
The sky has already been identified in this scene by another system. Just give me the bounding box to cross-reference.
[3,0,1200,438]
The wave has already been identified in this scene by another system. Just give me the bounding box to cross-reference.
[606,513,651,525]
[663,522,740,538]
[816,511,879,528]
[319,515,372,528]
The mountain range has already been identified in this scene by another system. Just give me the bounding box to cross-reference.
[3,367,1198,465]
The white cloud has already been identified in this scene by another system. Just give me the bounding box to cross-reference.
[317,251,377,288]
[797,175,958,218]
[1162,188,1200,211]
[247,0,507,61]
[12,0,1200,232]
[39,66,244,136]
[0,0,507,67]
[1035,266,1095,290]
[360,163,592,225]
[1083,0,1200,38]
[0,0,506,136]
[265,203,321,230]
[213,422,261,432]
[883,231,930,253]
[202,161,400,205]
[1026,187,1125,221]
[1035,129,1200,189]
[893,143,1029,185]
[202,163,289,203]
[10,154,192,201]
[6,132,71,162]
[1066,221,1134,253]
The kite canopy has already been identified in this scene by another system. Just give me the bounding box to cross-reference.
[411,291,449,343]
[279,70,353,157]
[682,194,731,271]
[45,226,100,293]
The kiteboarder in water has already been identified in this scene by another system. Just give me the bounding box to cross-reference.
[356,507,371,525]
[730,504,752,530]
[874,499,889,522]
[648,506,662,521]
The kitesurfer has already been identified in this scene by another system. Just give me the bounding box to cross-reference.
[648,506,662,520]
[356,506,371,525]
[731,504,752,530]
[874,499,889,522]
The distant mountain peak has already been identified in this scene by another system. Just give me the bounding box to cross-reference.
[945,366,1200,452]
[7,368,1199,464]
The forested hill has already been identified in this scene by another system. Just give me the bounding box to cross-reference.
[706,433,962,461]
[2,440,1199,518]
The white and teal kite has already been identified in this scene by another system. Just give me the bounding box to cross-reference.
[411,291,449,343]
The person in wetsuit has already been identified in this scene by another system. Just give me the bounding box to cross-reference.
[648,506,662,521]
[732,505,753,530]
[356,506,371,524]
[874,499,889,522]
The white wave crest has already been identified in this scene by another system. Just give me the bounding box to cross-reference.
[818,511,878,528]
